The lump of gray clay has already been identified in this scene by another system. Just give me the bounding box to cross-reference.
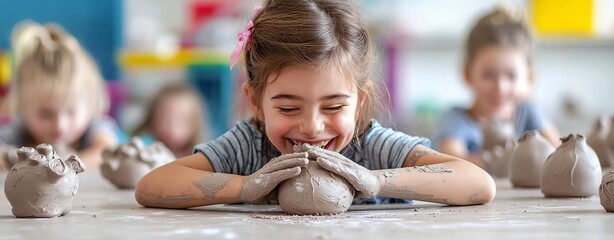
[599,168,614,212]
[482,139,516,178]
[278,161,354,215]
[587,115,611,168]
[541,134,602,197]
[509,130,555,188]
[4,144,85,218]
[481,118,515,151]
[101,137,175,189]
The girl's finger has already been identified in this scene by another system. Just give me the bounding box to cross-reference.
[262,166,302,188]
[262,157,308,174]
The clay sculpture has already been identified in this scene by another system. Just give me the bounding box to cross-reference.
[599,167,614,212]
[541,134,602,197]
[481,118,515,151]
[4,144,85,218]
[509,130,555,188]
[101,137,175,189]
[606,117,614,169]
[587,115,611,168]
[482,139,516,178]
[277,144,354,215]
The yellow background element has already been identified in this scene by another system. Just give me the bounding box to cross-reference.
[0,52,11,86]
[531,0,594,36]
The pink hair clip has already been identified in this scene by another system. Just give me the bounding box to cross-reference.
[230,6,264,69]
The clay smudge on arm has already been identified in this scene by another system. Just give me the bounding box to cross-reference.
[403,164,453,173]
[136,189,198,206]
[192,172,233,200]
[406,148,440,167]
[378,166,453,204]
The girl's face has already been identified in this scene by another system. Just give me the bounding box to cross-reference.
[22,88,91,147]
[465,45,532,116]
[247,64,365,154]
[151,94,195,150]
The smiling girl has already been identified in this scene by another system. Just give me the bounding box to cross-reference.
[135,0,495,208]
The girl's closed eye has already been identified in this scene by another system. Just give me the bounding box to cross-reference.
[277,107,299,113]
[323,104,344,112]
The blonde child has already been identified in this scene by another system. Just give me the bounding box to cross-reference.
[434,6,560,168]
[0,22,118,170]
[132,82,208,158]
[136,0,495,208]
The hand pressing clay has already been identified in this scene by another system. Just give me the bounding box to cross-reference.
[481,118,515,151]
[101,137,175,189]
[509,130,555,188]
[277,144,354,215]
[482,139,516,178]
[600,168,614,212]
[587,116,611,168]
[4,144,85,218]
[541,134,602,197]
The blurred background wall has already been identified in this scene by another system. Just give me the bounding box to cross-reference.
[0,0,613,140]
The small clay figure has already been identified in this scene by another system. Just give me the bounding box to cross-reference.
[101,137,175,189]
[509,130,555,188]
[481,118,515,151]
[541,134,601,197]
[4,144,85,218]
[605,117,614,168]
[599,167,614,212]
[482,139,516,178]
[277,144,354,215]
[587,115,611,168]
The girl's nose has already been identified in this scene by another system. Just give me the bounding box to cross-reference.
[298,112,324,136]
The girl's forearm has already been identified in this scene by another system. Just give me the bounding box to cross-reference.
[374,160,496,205]
[136,163,245,208]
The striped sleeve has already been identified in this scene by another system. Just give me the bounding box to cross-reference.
[193,121,259,175]
[361,121,431,170]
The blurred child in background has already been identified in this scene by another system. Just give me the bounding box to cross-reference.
[132,82,208,158]
[0,21,118,170]
[434,6,559,168]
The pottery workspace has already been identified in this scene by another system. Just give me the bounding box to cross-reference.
[2,0,614,239]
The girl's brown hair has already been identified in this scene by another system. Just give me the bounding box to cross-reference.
[11,21,109,117]
[465,5,534,67]
[132,82,208,148]
[242,0,385,136]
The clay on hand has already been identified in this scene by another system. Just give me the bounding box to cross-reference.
[509,130,555,188]
[4,143,85,218]
[540,134,602,197]
[481,118,515,151]
[100,137,176,189]
[301,144,379,198]
[600,168,614,212]
[239,152,308,203]
[481,139,516,178]
[587,116,611,168]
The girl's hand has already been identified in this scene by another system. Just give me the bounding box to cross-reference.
[239,152,308,203]
[306,146,380,198]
